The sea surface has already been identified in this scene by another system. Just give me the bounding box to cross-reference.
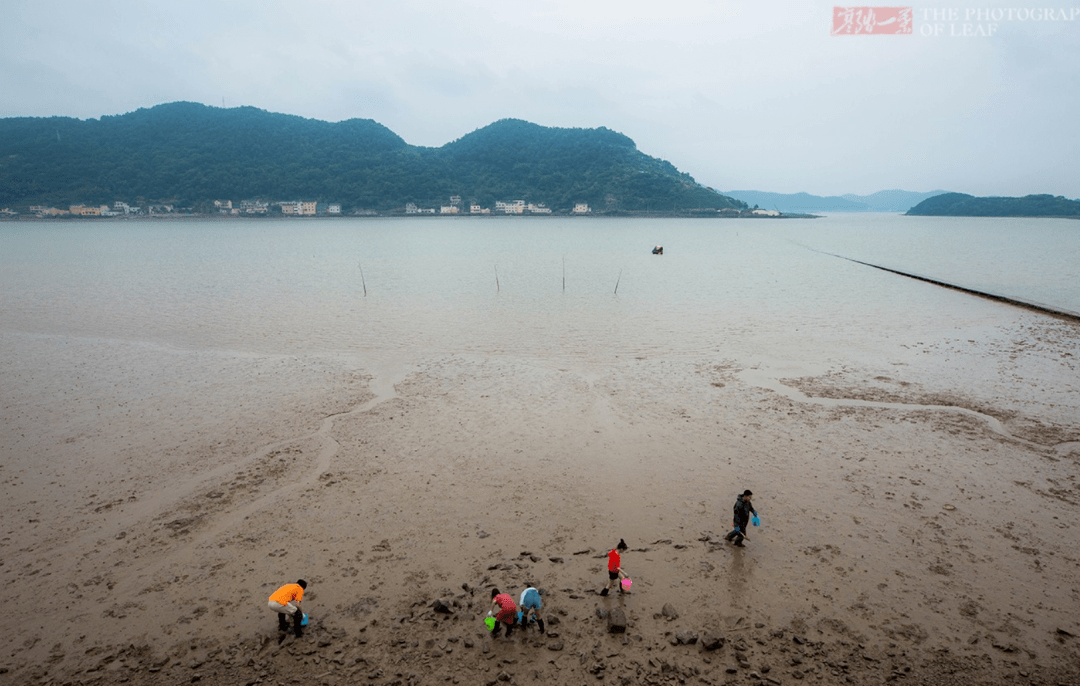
[1,213,1076,365]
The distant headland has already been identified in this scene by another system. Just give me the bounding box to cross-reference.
[906,192,1080,217]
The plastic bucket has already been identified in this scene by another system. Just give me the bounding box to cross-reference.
[484,616,496,631]
[621,578,632,590]
[301,613,309,626]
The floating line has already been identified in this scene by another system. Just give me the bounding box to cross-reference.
[821,251,1080,323]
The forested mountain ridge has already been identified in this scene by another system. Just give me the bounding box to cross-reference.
[906,192,1080,217]
[0,102,745,213]
[724,188,950,213]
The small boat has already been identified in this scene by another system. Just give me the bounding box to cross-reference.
[652,245,663,255]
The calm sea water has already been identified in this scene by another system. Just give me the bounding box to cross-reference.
[1,214,1077,363]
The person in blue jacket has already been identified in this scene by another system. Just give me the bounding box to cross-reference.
[724,490,757,546]
[518,585,545,634]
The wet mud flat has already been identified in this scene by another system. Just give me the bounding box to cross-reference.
[1,331,1079,685]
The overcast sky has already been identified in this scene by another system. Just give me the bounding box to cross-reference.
[3,0,1078,197]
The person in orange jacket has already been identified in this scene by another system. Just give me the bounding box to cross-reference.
[268,579,307,637]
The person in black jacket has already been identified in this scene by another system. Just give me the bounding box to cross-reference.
[724,490,757,546]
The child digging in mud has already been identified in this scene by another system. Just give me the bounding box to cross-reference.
[488,588,518,637]
[518,585,545,634]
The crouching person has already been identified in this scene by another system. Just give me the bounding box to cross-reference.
[268,579,307,637]
[518,585,545,634]
[489,588,517,638]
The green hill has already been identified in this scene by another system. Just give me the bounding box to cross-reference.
[906,192,1080,217]
[0,102,744,213]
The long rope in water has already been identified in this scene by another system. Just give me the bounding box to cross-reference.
[812,248,1080,322]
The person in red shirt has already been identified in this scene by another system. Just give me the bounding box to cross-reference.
[600,539,628,596]
[268,579,307,637]
[488,588,518,637]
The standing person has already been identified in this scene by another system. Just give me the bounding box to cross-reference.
[518,585,545,634]
[600,539,629,596]
[489,588,518,637]
[268,579,307,637]
[725,490,758,546]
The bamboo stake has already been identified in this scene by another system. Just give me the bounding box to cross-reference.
[358,262,367,296]
[614,269,622,294]
[495,265,500,292]
[562,257,566,293]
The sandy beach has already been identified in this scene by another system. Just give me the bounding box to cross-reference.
[2,316,1079,685]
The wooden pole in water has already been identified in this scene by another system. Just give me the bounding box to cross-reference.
[358,262,367,296]
[614,269,622,294]
[495,265,500,292]
[562,257,566,293]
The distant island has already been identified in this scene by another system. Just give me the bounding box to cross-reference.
[723,189,951,213]
[906,192,1080,217]
[0,102,754,217]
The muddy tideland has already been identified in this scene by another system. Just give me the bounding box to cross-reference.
[2,332,1079,685]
